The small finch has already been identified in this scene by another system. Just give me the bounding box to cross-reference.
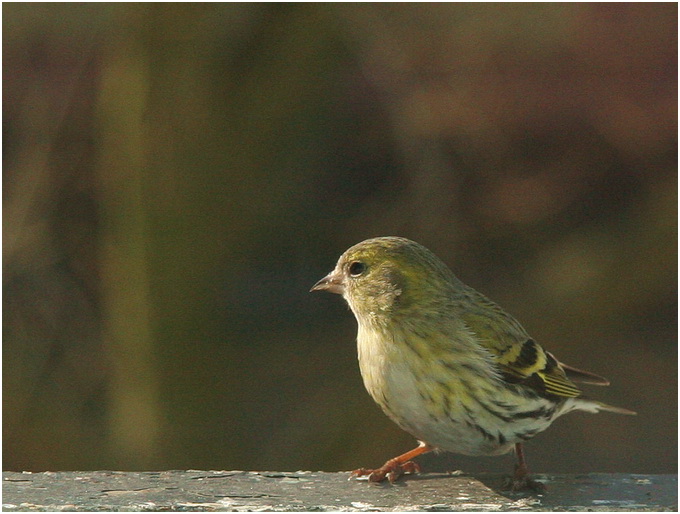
[311,236,635,491]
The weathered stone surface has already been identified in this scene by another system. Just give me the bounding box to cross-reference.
[3,470,676,511]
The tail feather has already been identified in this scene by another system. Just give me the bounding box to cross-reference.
[596,401,637,415]
[576,399,637,415]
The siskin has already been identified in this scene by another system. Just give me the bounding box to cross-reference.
[311,236,635,491]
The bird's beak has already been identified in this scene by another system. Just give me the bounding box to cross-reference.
[310,270,344,294]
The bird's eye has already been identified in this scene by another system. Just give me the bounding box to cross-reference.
[348,261,367,277]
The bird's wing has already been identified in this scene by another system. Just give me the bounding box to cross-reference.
[459,291,584,398]
[548,352,610,385]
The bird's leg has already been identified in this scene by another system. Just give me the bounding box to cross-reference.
[351,443,432,483]
[504,443,546,492]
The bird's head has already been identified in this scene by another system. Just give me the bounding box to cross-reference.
[311,237,459,324]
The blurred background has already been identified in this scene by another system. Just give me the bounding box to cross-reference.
[3,3,676,475]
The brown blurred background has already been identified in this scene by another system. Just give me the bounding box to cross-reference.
[3,4,676,475]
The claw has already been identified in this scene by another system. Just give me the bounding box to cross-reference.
[501,442,546,493]
[351,459,421,483]
[503,444,546,493]
[503,472,546,493]
[350,443,431,484]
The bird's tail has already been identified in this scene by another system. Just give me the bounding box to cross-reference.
[576,398,637,415]
[595,401,637,415]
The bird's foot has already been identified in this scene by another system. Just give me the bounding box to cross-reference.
[351,459,421,483]
[503,465,546,493]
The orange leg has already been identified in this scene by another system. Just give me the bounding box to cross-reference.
[505,443,546,492]
[351,443,433,483]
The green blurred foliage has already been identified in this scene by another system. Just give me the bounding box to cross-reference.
[3,3,676,474]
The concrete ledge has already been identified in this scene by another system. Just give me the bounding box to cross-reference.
[3,470,677,511]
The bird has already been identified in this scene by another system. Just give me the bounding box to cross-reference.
[310,236,635,491]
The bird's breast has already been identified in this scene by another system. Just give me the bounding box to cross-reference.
[356,323,481,448]
[355,322,562,456]
[356,324,437,435]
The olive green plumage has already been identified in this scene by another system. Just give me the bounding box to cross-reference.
[312,236,634,484]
